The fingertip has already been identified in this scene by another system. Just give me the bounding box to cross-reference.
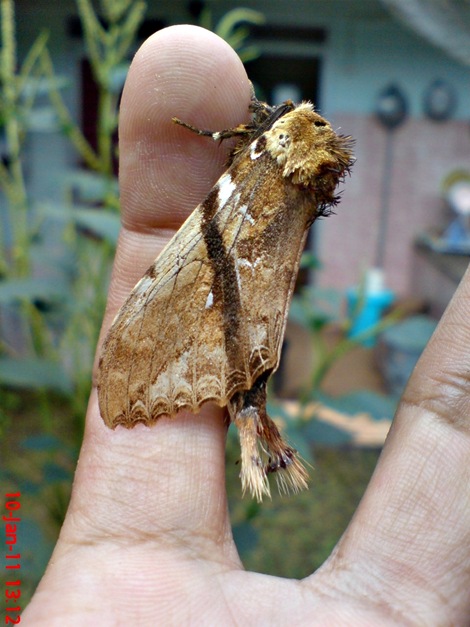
[99,25,252,358]
[119,25,252,232]
[127,25,251,126]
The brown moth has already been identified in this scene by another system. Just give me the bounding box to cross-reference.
[97,94,354,501]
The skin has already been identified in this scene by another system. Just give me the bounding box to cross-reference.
[22,26,470,626]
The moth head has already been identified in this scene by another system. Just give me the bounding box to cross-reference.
[265,103,354,192]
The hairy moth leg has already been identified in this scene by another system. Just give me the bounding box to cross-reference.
[228,374,309,501]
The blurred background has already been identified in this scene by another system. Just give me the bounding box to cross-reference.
[1,0,470,603]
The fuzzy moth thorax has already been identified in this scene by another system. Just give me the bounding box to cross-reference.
[264,103,353,192]
[98,95,354,501]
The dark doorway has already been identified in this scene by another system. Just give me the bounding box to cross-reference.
[245,55,320,107]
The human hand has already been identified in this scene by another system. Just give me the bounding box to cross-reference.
[22,26,470,625]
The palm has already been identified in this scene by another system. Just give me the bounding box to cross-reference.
[23,26,470,626]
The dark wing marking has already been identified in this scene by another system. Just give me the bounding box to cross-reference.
[98,152,313,428]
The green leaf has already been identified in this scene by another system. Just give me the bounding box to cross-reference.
[108,63,129,94]
[0,358,73,392]
[64,170,119,203]
[238,46,262,64]
[232,522,259,554]
[17,518,54,581]
[40,201,121,244]
[20,75,70,98]
[216,8,265,41]
[300,251,321,270]
[242,499,262,521]
[13,478,41,495]
[1,468,31,490]
[30,244,76,277]
[26,106,61,132]
[43,462,73,483]
[316,390,397,421]
[301,418,353,447]
[0,277,67,304]
[20,434,63,451]
[73,207,120,243]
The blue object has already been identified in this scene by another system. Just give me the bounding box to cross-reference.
[347,287,395,347]
[379,315,437,396]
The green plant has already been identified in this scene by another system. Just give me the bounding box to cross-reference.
[1,1,270,604]
[0,0,266,423]
[289,261,404,410]
[0,0,144,418]
[227,437,380,577]
[198,6,265,63]
[0,1,146,605]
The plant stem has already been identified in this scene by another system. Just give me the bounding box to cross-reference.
[0,0,29,276]
[306,307,406,402]
[39,48,102,171]
[96,86,115,175]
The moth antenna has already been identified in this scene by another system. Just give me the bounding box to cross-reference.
[172,116,254,142]
[172,117,214,137]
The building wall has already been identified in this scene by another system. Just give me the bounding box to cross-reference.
[218,0,470,296]
[13,0,470,299]
[15,1,82,203]
[322,8,470,119]
[314,5,470,295]
[316,114,470,294]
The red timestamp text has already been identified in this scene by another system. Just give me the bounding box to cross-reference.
[4,492,21,624]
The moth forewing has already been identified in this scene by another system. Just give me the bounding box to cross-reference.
[97,98,354,500]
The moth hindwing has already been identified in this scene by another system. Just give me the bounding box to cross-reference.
[98,96,354,501]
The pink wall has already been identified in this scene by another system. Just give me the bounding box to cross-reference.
[317,114,470,296]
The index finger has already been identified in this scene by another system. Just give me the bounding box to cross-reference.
[99,25,252,343]
[70,26,251,557]
[313,270,470,621]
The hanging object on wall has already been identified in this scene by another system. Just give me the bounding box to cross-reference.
[347,84,409,345]
[374,83,408,270]
[375,84,408,129]
[441,170,470,253]
[423,79,457,121]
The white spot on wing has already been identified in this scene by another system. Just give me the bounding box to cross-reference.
[134,275,154,294]
[233,256,242,290]
[250,142,262,160]
[238,204,255,225]
[217,173,236,206]
[238,257,261,271]
[238,258,253,270]
[205,290,214,309]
